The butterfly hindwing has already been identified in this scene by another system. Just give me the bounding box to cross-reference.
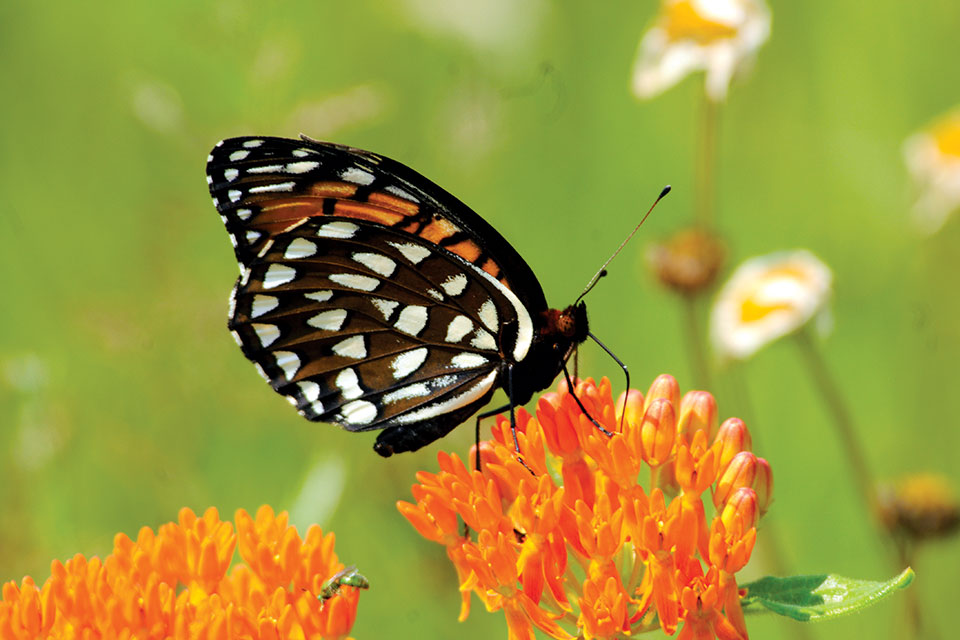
[229,215,526,437]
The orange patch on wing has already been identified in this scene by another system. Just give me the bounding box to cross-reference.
[368,191,420,216]
[420,218,459,244]
[333,201,406,226]
[481,258,501,279]
[446,240,482,263]
[308,181,358,198]
[256,198,327,230]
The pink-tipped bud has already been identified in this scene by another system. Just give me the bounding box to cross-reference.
[714,451,757,510]
[644,374,680,413]
[640,398,677,466]
[721,486,759,532]
[755,458,774,516]
[677,391,719,441]
[616,389,645,429]
[713,418,752,473]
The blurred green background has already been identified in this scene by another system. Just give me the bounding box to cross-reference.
[2,1,958,638]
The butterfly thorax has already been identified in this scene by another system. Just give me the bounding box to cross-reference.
[507,302,588,406]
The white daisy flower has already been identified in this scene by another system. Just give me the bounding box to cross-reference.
[711,250,832,360]
[632,0,771,102]
[904,110,960,234]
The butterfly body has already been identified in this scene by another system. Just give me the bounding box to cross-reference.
[207,136,587,455]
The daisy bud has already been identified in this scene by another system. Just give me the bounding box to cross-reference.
[647,227,726,295]
[876,473,959,541]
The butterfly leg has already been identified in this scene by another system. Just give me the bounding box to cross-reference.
[473,403,511,471]
[561,362,614,437]
[587,331,630,431]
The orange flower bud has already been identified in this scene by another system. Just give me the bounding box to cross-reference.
[616,389,645,428]
[721,487,759,532]
[755,458,774,516]
[645,374,680,413]
[713,417,752,473]
[713,451,757,510]
[677,391,719,441]
[640,398,677,466]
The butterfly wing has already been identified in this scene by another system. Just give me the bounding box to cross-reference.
[207,136,547,454]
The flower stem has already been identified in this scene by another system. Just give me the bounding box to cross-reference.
[682,295,711,388]
[793,328,875,507]
[695,91,720,226]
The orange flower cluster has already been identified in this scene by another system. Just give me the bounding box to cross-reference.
[399,376,772,640]
[0,506,362,640]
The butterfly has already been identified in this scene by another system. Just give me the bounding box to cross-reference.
[206,135,595,457]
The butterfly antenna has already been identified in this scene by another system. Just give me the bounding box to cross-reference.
[575,185,671,307]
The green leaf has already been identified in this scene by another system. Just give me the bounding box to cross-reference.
[739,568,914,621]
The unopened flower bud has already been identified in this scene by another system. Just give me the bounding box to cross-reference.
[876,473,960,542]
[721,486,758,532]
[677,391,718,441]
[616,389,645,428]
[714,451,757,510]
[641,398,676,466]
[713,418,752,473]
[648,227,727,294]
[755,458,774,516]
[644,375,680,415]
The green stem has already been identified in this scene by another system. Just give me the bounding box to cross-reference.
[682,295,711,389]
[695,92,720,226]
[793,328,875,508]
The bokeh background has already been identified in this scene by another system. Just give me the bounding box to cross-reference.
[2,1,958,638]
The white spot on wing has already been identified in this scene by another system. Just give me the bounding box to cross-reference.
[335,367,363,400]
[332,335,367,359]
[292,148,316,157]
[353,252,396,277]
[243,139,263,148]
[445,315,473,343]
[479,299,498,331]
[284,161,319,174]
[224,168,239,181]
[394,305,428,336]
[297,381,321,403]
[263,264,296,289]
[391,347,428,379]
[471,328,497,351]
[304,290,334,303]
[340,166,375,185]
[229,150,250,161]
[236,208,253,221]
[467,262,533,361]
[245,230,261,244]
[250,182,295,194]
[251,295,279,318]
[385,185,420,203]
[395,370,498,425]
[383,383,431,404]
[252,323,280,347]
[228,189,242,202]
[284,237,317,259]
[427,289,444,301]
[388,241,430,264]
[441,273,468,297]
[330,273,379,292]
[307,309,347,331]
[451,353,489,369]
[248,164,284,173]
[273,351,300,381]
[317,221,359,238]
[340,399,377,425]
[371,298,399,320]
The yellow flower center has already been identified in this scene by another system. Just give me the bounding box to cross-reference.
[738,266,810,323]
[663,0,738,43]
[932,114,960,157]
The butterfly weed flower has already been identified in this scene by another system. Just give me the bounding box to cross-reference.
[631,0,771,102]
[399,376,770,640]
[0,506,365,640]
[904,108,960,234]
[710,250,832,361]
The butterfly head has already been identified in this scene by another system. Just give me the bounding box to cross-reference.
[538,303,589,350]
